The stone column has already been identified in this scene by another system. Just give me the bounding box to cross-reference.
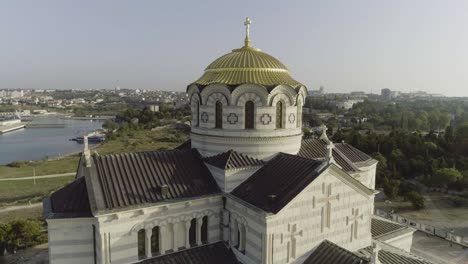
[160,226,167,254]
[185,221,191,249]
[230,220,237,247]
[145,228,152,259]
[196,218,202,245]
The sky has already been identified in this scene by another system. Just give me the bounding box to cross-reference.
[1,0,467,97]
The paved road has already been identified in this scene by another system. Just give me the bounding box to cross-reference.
[411,231,468,264]
[0,172,75,181]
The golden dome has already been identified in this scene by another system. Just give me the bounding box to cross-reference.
[191,46,304,88]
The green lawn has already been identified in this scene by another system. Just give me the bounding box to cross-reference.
[96,127,188,155]
[0,206,43,223]
[0,176,75,206]
[0,156,80,179]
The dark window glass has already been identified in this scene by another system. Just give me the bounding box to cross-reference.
[151,226,159,255]
[245,101,254,129]
[276,101,284,129]
[215,101,223,128]
[201,216,208,243]
[189,218,197,246]
[137,229,145,259]
[297,102,301,128]
[197,102,200,127]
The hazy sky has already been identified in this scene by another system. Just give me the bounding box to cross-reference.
[1,0,467,96]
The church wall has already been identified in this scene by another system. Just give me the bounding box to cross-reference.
[264,167,373,264]
[191,132,302,160]
[47,218,95,264]
[205,164,260,193]
[205,164,226,191]
[355,162,377,190]
[380,232,414,252]
[94,196,223,264]
[225,197,268,264]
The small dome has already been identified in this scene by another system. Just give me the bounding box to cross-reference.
[191,46,304,88]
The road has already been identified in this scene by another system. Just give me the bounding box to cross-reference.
[412,231,468,264]
[0,172,75,181]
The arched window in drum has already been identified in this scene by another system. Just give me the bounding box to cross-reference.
[215,101,223,128]
[245,101,254,129]
[276,101,284,129]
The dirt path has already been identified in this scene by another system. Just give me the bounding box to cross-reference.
[0,172,75,181]
[0,203,41,213]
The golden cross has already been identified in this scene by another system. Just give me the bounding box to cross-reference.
[244,17,252,47]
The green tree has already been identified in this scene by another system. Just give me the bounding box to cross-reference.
[432,168,463,191]
[382,176,400,199]
[102,119,117,133]
[0,219,44,251]
[406,191,425,210]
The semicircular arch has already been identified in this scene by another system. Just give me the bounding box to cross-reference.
[200,84,231,105]
[231,84,269,106]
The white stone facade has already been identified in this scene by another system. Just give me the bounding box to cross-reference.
[221,165,374,264]
[47,196,223,264]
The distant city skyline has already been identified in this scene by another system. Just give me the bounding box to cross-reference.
[1,0,468,97]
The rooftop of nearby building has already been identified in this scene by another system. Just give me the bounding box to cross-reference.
[139,242,238,264]
[304,240,369,264]
[371,216,415,240]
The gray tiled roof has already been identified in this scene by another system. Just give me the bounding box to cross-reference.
[92,149,220,210]
[175,139,191,149]
[140,242,238,264]
[204,150,264,170]
[298,139,358,172]
[335,143,372,163]
[48,176,92,218]
[304,240,369,264]
[359,243,434,264]
[232,153,324,213]
[371,217,409,238]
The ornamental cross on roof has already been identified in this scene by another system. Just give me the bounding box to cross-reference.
[244,17,252,47]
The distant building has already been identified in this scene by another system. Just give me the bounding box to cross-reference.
[309,85,325,96]
[335,99,364,110]
[149,105,160,112]
[381,88,391,100]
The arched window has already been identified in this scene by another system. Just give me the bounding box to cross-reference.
[151,226,160,256]
[196,101,200,127]
[297,101,301,128]
[215,101,223,128]
[137,229,145,259]
[189,218,197,246]
[245,101,254,129]
[241,224,247,253]
[276,101,284,129]
[201,216,208,244]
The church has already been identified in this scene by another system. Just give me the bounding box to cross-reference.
[43,18,434,264]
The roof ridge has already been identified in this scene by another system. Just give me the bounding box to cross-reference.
[322,239,370,260]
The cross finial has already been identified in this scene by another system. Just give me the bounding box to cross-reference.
[244,17,252,47]
[319,123,329,141]
[326,141,335,164]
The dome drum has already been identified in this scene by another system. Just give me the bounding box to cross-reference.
[187,24,308,160]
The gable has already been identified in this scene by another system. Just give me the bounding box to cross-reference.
[231,153,324,213]
[275,164,374,215]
